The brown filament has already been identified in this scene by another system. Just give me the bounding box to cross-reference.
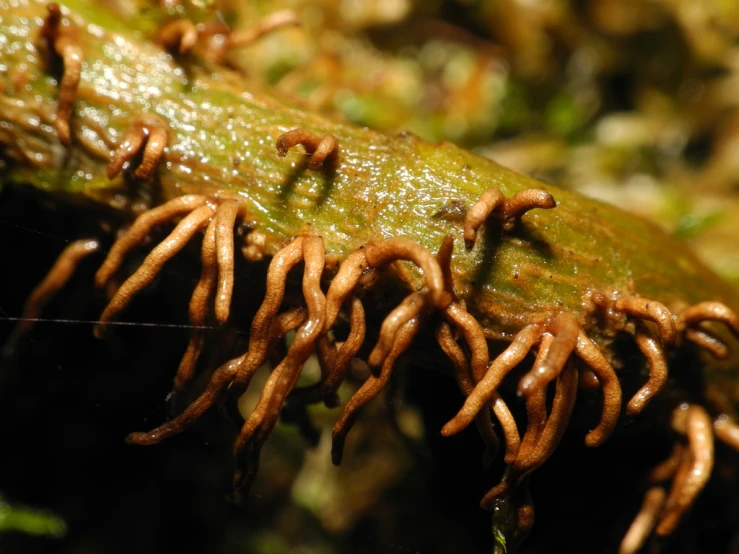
[619,487,666,554]
[95,195,207,289]
[276,128,338,169]
[464,188,555,248]
[364,238,450,309]
[228,10,300,49]
[656,405,714,536]
[627,323,669,416]
[573,331,622,447]
[368,291,428,369]
[6,238,99,351]
[713,415,739,451]
[214,201,244,324]
[324,249,369,331]
[518,335,554,456]
[159,19,199,54]
[332,318,420,465]
[127,354,246,445]
[615,296,676,348]
[442,324,542,436]
[232,238,306,390]
[96,205,215,337]
[443,302,493,381]
[649,444,685,483]
[518,312,579,397]
[40,4,82,146]
[481,361,578,509]
[436,234,455,293]
[107,114,171,181]
[435,321,500,462]
[321,297,366,406]
[464,188,503,249]
[681,301,739,335]
[685,328,729,359]
[172,217,218,391]
[232,237,326,491]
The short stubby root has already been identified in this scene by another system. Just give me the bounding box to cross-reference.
[276,129,339,169]
[107,114,171,181]
[40,3,83,145]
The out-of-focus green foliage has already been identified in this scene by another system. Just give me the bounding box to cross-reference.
[0,499,66,538]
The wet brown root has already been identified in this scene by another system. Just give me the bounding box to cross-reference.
[627,323,668,416]
[619,487,666,554]
[96,204,215,337]
[655,404,714,536]
[679,301,739,360]
[5,239,99,353]
[107,114,171,180]
[713,415,739,451]
[227,10,300,49]
[332,317,420,466]
[464,187,555,249]
[615,296,677,348]
[159,19,199,54]
[276,129,338,169]
[368,291,429,369]
[214,201,244,324]
[40,3,82,145]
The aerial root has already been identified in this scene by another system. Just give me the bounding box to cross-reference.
[651,404,714,537]
[94,197,245,342]
[276,128,338,169]
[107,113,171,181]
[517,312,579,397]
[40,3,82,145]
[368,291,429,370]
[480,360,578,510]
[627,322,668,416]
[158,19,199,54]
[5,238,99,354]
[95,204,215,337]
[618,487,666,554]
[464,187,555,249]
[364,238,450,309]
[614,295,677,348]
[678,301,739,360]
[232,237,327,492]
[332,317,421,466]
[227,10,300,50]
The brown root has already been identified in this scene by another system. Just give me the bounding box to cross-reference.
[679,301,739,359]
[40,4,82,145]
[5,238,99,353]
[627,322,669,416]
[332,317,420,466]
[655,405,714,536]
[227,10,300,49]
[714,415,739,451]
[619,487,666,554]
[368,291,429,369]
[615,296,677,348]
[159,19,199,54]
[95,204,215,337]
[214,201,244,324]
[464,187,555,249]
[107,114,171,180]
[276,129,338,169]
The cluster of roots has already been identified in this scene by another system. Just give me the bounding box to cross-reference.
[17,4,739,552]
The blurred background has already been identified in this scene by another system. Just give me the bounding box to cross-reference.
[1,0,738,552]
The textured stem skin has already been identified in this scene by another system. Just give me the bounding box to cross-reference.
[1,0,738,353]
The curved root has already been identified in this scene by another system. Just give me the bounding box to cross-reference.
[107,114,171,181]
[159,19,199,54]
[276,129,338,169]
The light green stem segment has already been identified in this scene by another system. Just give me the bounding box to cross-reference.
[1,0,737,340]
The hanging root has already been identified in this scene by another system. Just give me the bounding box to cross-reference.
[4,239,99,355]
[629,404,715,538]
[227,10,300,50]
[40,3,82,145]
[158,19,199,55]
[677,301,739,360]
[464,187,555,249]
[107,114,171,180]
[276,129,339,169]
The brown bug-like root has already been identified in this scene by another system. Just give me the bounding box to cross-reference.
[4,238,99,356]
[107,114,171,181]
[92,195,245,394]
[39,3,83,146]
[464,187,555,249]
[276,129,339,169]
